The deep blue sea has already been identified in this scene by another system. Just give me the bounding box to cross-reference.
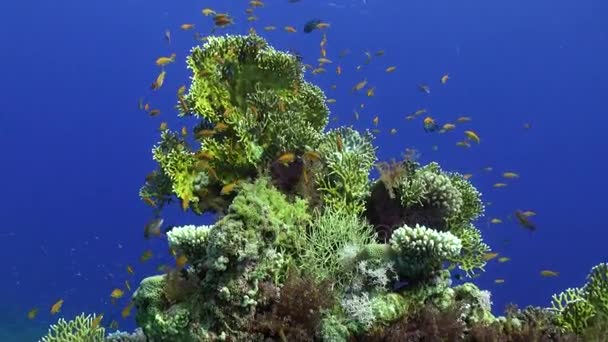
[1,0,607,340]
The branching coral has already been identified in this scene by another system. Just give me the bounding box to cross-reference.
[317,127,376,215]
[41,313,105,342]
[167,224,213,263]
[183,34,329,184]
[447,223,491,277]
[390,224,462,280]
[550,263,608,335]
[296,208,375,286]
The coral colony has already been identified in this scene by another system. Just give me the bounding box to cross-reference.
[41,35,607,341]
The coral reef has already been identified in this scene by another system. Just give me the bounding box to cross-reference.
[42,33,608,341]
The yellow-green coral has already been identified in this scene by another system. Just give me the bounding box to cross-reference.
[297,208,375,286]
[317,127,376,215]
[41,313,105,342]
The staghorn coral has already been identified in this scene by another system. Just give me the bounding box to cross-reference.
[41,313,105,342]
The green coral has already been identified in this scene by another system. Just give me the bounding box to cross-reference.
[317,127,376,215]
[41,313,105,342]
[390,224,462,279]
[183,34,329,183]
[448,223,490,276]
[453,283,496,325]
[151,130,199,207]
[551,263,608,334]
[399,162,462,220]
[297,208,375,286]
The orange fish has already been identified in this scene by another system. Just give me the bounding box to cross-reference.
[277,152,296,165]
[336,65,342,75]
[126,265,134,275]
[140,250,153,263]
[110,288,124,299]
[121,302,134,319]
[180,24,195,30]
[284,26,297,33]
[50,299,64,315]
[221,182,238,195]
[176,255,188,269]
[27,308,38,320]
[91,314,103,329]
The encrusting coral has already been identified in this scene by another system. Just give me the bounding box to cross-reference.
[46,33,608,341]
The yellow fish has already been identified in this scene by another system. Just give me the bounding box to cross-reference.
[464,130,480,144]
[126,265,134,275]
[277,152,296,165]
[91,314,103,329]
[414,109,427,116]
[385,66,397,73]
[50,299,64,315]
[498,257,510,263]
[483,252,499,261]
[303,151,321,162]
[491,218,502,224]
[110,288,124,299]
[441,123,456,132]
[155,54,176,67]
[121,302,134,319]
[316,22,331,29]
[140,249,153,263]
[372,116,379,126]
[456,116,472,123]
[456,141,471,148]
[353,79,367,91]
[27,308,38,320]
[312,67,326,75]
[366,87,375,97]
[503,172,519,179]
[522,211,537,217]
[221,182,238,195]
[540,270,559,277]
[151,70,166,90]
[202,8,216,16]
[493,183,508,188]
[177,85,186,96]
[176,254,188,269]
[318,57,332,64]
[180,23,195,30]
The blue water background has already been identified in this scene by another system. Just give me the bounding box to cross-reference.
[1,0,607,339]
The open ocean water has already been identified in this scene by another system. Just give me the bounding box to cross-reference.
[1,0,607,340]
